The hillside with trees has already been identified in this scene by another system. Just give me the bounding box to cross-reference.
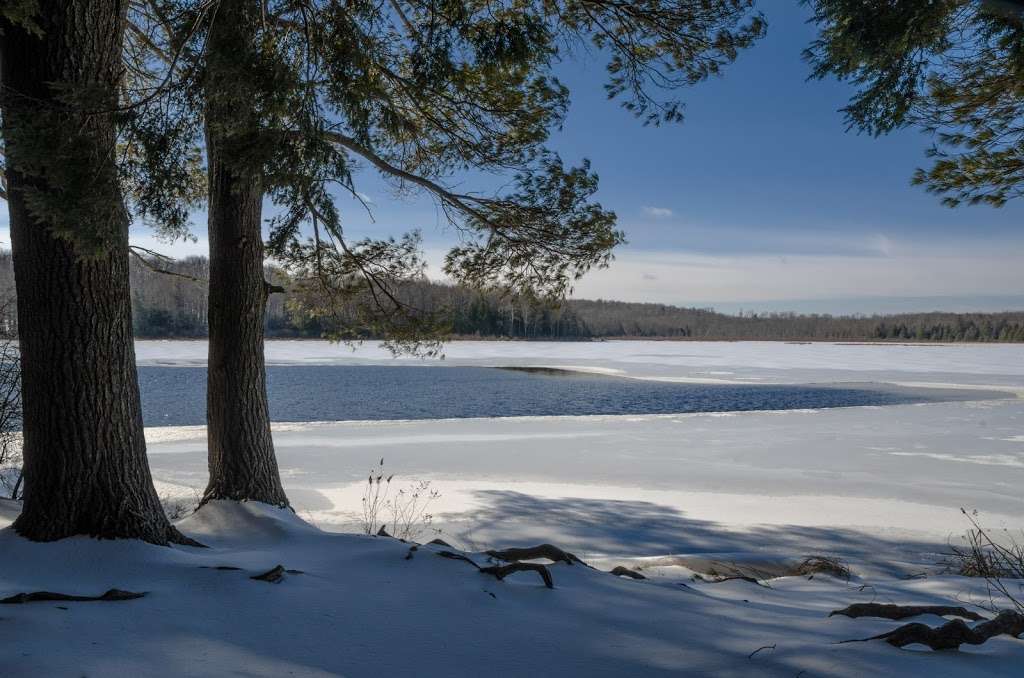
[2,252,1017,342]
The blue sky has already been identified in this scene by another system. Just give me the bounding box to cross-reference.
[4,2,1021,315]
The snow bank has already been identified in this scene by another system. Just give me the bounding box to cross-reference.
[1,501,1021,676]
[3,341,1022,675]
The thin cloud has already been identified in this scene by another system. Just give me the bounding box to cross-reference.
[572,244,1024,307]
[642,206,673,218]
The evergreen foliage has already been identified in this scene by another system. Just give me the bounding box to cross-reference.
[806,0,1024,207]
[1,252,1009,342]
[135,0,764,348]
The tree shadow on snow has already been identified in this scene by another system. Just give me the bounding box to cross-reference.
[455,490,947,575]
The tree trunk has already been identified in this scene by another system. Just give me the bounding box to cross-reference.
[1,1,187,543]
[200,1,289,507]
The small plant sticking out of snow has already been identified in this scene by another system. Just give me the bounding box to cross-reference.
[790,555,851,581]
[947,508,1024,614]
[159,489,202,522]
[361,458,440,541]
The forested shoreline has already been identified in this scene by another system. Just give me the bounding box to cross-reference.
[3,252,1019,342]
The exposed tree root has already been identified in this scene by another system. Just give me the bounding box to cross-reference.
[480,562,554,589]
[249,565,305,583]
[169,527,206,548]
[842,610,1024,650]
[486,544,584,566]
[1,589,146,604]
[696,573,771,588]
[437,550,555,588]
[437,550,481,568]
[830,603,985,622]
[610,566,646,580]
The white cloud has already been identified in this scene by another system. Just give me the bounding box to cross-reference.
[129,231,210,259]
[572,242,1024,306]
[869,233,895,257]
[642,206,673,218]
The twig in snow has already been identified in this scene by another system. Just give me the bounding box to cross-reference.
[748,644,776,659]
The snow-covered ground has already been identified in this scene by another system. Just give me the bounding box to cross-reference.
[136,338,1024,389]
[3,340,1024,676]
[142,340,1024,559]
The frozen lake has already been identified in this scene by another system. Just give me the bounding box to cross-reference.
[142,339,1024,567]
[136,364,1000,426]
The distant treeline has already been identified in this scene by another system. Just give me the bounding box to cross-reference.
[0,252,1021,342]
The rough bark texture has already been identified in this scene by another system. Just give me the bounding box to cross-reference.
[1,1,186,544]
[201,0,288,507]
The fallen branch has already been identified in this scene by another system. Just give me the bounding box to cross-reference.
[486,544,584,566]
[1,589,145,604]
[610,566,646,580]
[830,603,985,622]
[842,610,1024,650]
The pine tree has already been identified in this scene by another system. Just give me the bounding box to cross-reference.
[806,0,1024,207]
[140,0,765,506]
[0,1,192,544]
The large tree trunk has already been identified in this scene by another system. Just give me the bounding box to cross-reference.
[200,1,289,507]
[1,1,187,543]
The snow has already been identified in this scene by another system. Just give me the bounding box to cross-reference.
[3,340,1024,675]
[1,499,1020,677]
[136,338,1024,388]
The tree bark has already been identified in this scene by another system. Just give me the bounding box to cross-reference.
[200,0,288,507]
[1,1,186,543]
